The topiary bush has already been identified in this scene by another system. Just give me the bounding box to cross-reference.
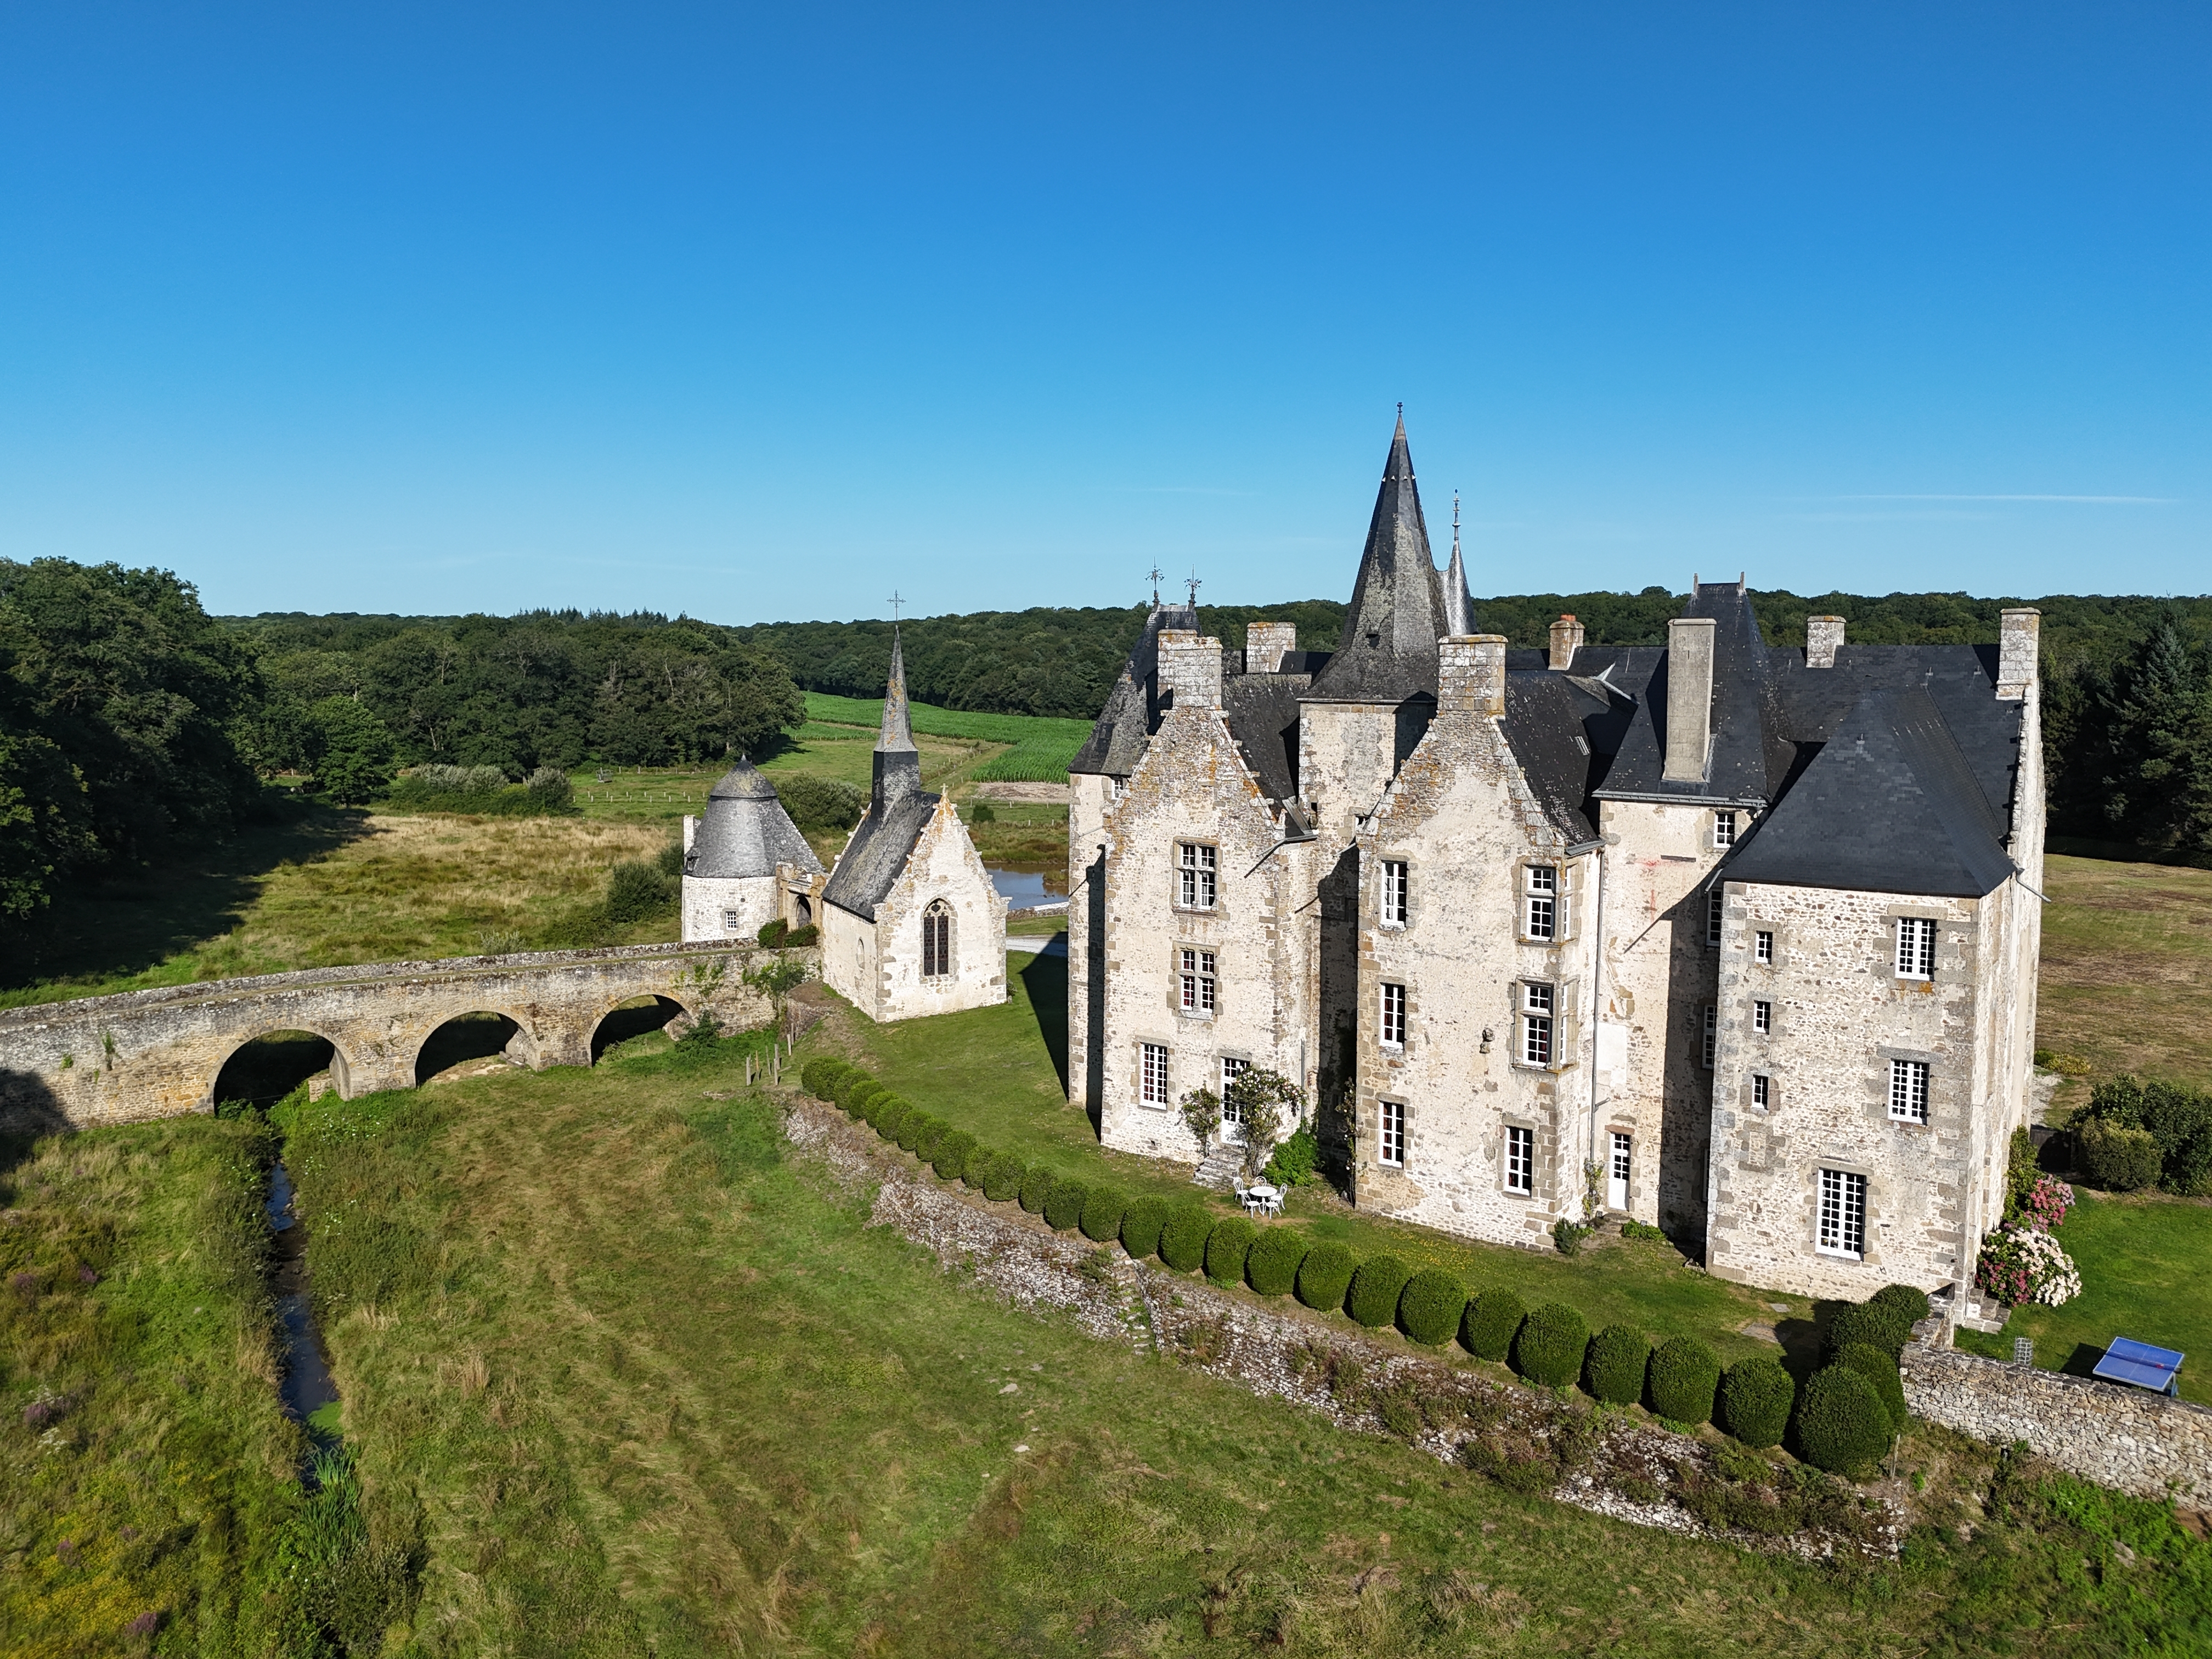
[1837,1342,1909,1434]
[1647,1335,1722,1425]
[1720,1354,1795,1449]
[1346,1254,1413,1328]
[1396,1268,1466,1346]
[983,1151,1024,1203]
[1159,1204,1216,1273]
[1869,1283,1931,1335]
[1043,1177,1090,1233]
[1511,1301,1589,1388]
[907,1115,946,1161]
[1460,1287,1526,1362]
[958,1138,995,1186]
[799,1057,837,1098]
[1295,1242,1357,1312]
[2079,1118,2163,1192]
[1825,1301,1908,1363]
[1795,1364,1892,1473]
[1080,1186,1127,1244]
[932,1131,976,1182]
[1205,1216,1259,1283]
[1120,1195,1169,1260]
[1582,1324,1651,1406]
[1244,1228,1307,1296]
[871,1093,907,1137]
[1018,1165,1054,1214]
[847,1077,885,1119]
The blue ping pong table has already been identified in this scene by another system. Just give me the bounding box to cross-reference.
[2091,1338,2185,1396]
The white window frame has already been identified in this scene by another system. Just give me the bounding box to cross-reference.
[1378,1098,1406,1168]
[1178,948,1217,1016]
[1519,981,1554,1068]
[1700,1005,1717,1069]
[1713,810,1737,848]
[1177,842,1218,911]
[1895,916,1937,980]
[1752,1073,1770,1109]
[1380,859,1408,927]
[1378,981,1407,1049]
[1816,1168,1867,1259]
[1889,1058,1931,1124]
[1523,864,1558,942]
[1141,1042,1170,1107]
[1609,1131,1632,1206]
[1504,1124,1534,1195]
[1706,887,1724,947]
[1755,929,1774,966]
[721,908,743,934]
[1753,999,1772,1035]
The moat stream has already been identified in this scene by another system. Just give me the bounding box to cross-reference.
[267,1160,342,1446]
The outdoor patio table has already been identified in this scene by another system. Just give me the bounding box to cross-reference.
[1248,1183,1283,1215]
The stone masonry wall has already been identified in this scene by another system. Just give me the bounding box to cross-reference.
[871,795,1007,1022]
[1902,1342,2212,1508]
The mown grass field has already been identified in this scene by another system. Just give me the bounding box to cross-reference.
[264,1043,2212,1656]
[2035,854,2212,1109]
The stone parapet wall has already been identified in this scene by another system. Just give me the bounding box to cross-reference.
[1901,1342,2212,1506]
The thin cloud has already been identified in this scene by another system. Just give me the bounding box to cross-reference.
[1821,493,2178,505]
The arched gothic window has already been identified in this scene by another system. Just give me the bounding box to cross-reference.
[922,900,952,979]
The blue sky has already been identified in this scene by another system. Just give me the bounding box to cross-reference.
[1,3,2205,623]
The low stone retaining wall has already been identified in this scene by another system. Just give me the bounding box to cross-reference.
[782,1093,1902,1559]
[1902,1342,2212,1507]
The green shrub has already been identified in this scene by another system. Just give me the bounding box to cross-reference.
[1647,1335,1722,1425]
[799,1057,836,1097]
[1825,1301,1908,1363]
[1837,1342,1909,1434]
[1621,1218,1668,1242]
[1395,1268,1466,1346]
[905,1114,944,1159]
[1043,1177,1090,1232]
[1720,1355,1795,1449]
[932,1131,976,1182]
[958,1138,996,1186]
[776,773,866,833]
[1205,1216,1259,1283]
[1582,1324,1651,1406]
[1244,1228,1307,1296]
[1080,1186,1127,1244]
[982,1152,1024,1203]
[757,917,789,948]
[1869,1283,1931,1335]
[1295,1242,1357,1312]
[1512,1301,1589,1388]
[1346,1254,1413,1328]
[2084,1071,2212,1194]
[2079,1118,2164,1193]
[1159,1204,1216,1273]
[1120,1195,1169,1259]
[785,923,819,947]
[874,1095,912,1139]
[1262,1125,1321,1188]
[839,1074,880,1114]
[1460,1287,1526,1362]
[1018,1165,1053,1214]
[1795,1365,1892,1473]
[606,860,677,923]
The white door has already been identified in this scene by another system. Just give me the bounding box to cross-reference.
[1219,1058,1249,1142]
[1608,1132,1632,1211]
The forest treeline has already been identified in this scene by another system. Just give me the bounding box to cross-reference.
[3,554,2209,921]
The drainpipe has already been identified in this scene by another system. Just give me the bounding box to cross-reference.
[1585,844,1608,1201]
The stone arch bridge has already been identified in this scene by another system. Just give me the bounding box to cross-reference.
[0,941,813,1132]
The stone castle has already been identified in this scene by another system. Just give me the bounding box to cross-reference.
[1068,416,2045,1304]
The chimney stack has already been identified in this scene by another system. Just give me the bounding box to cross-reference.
[1547,614,1585,671]
[1157,630,1223,710]
[1805,615,1845,669]
[1996,609,2041,700]
[1439,635,1508,717]
[1663,617,1717,782]
[1244,621,1297,675]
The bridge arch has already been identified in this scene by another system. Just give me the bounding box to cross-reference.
[589,994,695,1062]
[207,1025,358,1111]
[411,1008,542,1087]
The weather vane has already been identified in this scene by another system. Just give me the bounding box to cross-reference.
[888,590,904,623]
[1186,570,1203,608]
[1147,566,1163,606]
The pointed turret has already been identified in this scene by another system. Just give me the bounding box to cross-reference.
[1307,414,1450,703]
[1443,493,1475,636]
[871,626,923,809]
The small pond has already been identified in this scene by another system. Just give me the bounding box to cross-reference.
[985,866,1067,907]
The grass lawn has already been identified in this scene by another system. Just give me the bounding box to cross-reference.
[269,1045,2212,1656]
[1958,1188,2212,1405]
[0,1116,307,1654]
[803,944,1819,1369]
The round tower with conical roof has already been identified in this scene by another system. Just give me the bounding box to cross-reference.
[679,757,825,943]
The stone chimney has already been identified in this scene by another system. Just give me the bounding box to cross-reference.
[1663,617,1717,783]
[1157,630,1223,710]
[1244,621,1297,675]
[1997,609,2041,700]
[1548,614,1585,672]
[1805,615,1845,669]
[1438,635,1508,717]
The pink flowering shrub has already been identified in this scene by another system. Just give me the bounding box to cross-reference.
[1974,1224,2082,1307]
[2017,1175,2074,1232]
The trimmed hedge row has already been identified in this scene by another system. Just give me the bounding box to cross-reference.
[800,1060,1910,1467]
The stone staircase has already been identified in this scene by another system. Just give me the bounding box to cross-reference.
[1192,1145,1245,1192]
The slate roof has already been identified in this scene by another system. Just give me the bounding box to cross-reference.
[822,791,939,922]
[1500,672,1621,844]
[1307,416,1449,704]
[1222,670,1313,812]
[1070,600,1199,776]
[1722,686,2018,897]
[686,759,824,881]
[1593,583,1786,804]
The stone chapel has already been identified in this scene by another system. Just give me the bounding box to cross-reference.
[1070,415,2045,1305]
[815,630,1007,1021]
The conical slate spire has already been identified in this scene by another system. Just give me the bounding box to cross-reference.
[1308,414,1450,702]
[1443,493,1475,636]
[870,625,923,809]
